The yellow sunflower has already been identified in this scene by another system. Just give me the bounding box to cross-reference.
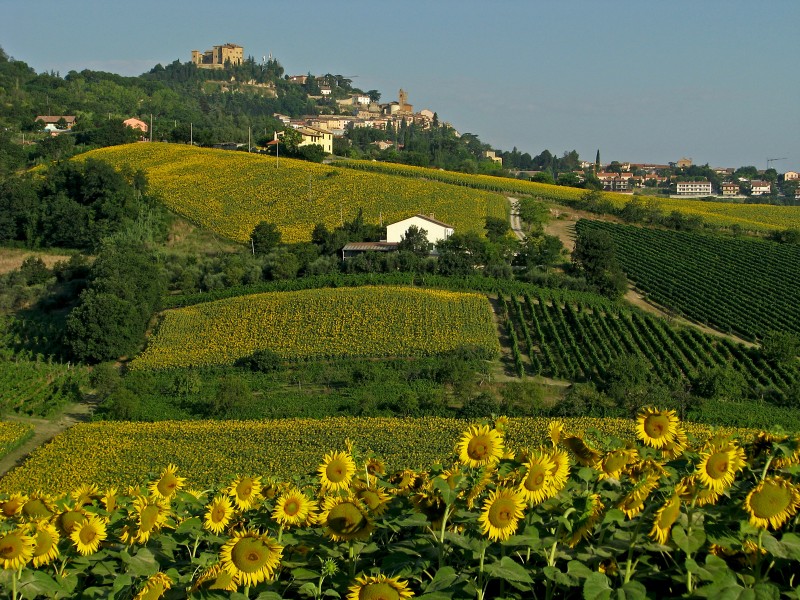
[649,493,682,545]
[319,451,357,492]
[0,528,35,570]
[190,563,239,593]
[548,449,571,487]
[411,491,449,529]
[355,486,391,517]
[562,435,601,466]
[618,475,660,519]
[21,492,54,520]
[457,424,504,469]
[56,506,88,536]
[273,489,317,527]
[319,495,373,542]
[366,458,386,479]
[30,520,60,568]
[744,476,800,530]
[696,447,739,494]
[220,529,283,587]
[204,495,235,534]
[677,475,722,507]
[636,407,680,449]
[0,493,27,518]
[70,483,100,507]
[70,515,107,556]
[390,469,424,495]
[660,426,688,460]
[131,495,171,544]
[229,476,263,511]
[134,572,172,600]
[149,464,186,500]
[548,421,564,446]
[347,573,414,600]
[597,449,634,481]
[564,493,604,547]
[518,452,557,504]
[101,487,119,513]
[479,488,526,542]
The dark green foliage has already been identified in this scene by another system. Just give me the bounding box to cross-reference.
[250,221,282,255]
[484,216,510,242]
[396,224,433,257]
[761,331,800,366]
[572,227,627,300]
[236,348,284,372]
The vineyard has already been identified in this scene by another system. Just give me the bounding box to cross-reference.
[575,220,800,341]
[496,290,800,400]
[0,416,750,494]
[79,143,507,243]
[335,160,800,231]
[131,286,500,370]
[0,353,86,417]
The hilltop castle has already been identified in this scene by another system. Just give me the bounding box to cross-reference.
[191,43,244,69]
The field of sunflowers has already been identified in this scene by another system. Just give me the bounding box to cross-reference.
[0,413,798,598]
[77,144,507,243]
[130,286,500,370]
[336,160,800,232]
[0,422,32,459]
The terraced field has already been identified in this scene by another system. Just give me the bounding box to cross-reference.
[80,143,507,243]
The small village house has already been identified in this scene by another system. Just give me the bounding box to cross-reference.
[342,214,454,260]
[676,181,712,196]
[750,180,771,196]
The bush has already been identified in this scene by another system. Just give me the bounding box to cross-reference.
[235,349,284,373]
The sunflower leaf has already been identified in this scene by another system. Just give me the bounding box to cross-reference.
[582,572,612,600]
[175,516,202,533]
[777,533,800,560]
[120,547,160,578]
[484,556,533,584]
[424,566,458,593]
[16,570,66,600]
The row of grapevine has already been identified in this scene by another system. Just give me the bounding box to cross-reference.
[503,292,799,398]
[575,219,800,340]
[0,357,85,417]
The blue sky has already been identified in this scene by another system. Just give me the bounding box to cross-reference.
[2,0,798,169]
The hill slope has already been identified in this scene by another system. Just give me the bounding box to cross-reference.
[80,143,508,243]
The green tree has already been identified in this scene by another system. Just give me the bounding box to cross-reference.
[761,331,800,366]
[397,225,432,257]
[484,216,510,242]
[251,221,282,255]
[279,128,303,154]
[517,198,549,231]
[573,228,627,299]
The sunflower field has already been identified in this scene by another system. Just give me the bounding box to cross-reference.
[0,413,798,598]
[336,160,800,232]
[77,144,507,243]
[0,422,32,459]
[130,287,499,370]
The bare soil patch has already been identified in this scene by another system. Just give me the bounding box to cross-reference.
[0,248,73,275]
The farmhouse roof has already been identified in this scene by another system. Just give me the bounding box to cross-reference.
[35,115,76,124]
[342,242,399,252]
[394,214,454,229]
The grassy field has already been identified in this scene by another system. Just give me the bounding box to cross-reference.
[79,143,507,243]
[131,286,500,369]
[0,416,751,494]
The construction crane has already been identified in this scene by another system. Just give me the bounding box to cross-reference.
[767,157,787,170]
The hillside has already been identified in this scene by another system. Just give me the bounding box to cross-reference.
[79,143,508,243]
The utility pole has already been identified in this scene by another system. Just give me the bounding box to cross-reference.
[248,126,251,152]
[149,114,153,142]
[190,122,193,146]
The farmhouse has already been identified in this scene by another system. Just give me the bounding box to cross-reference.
[342,214,454,260]
[676,180,712,196]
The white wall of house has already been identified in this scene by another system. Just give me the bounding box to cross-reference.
[386,215,454,245]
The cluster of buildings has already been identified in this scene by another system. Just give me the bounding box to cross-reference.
[191,43,244,69]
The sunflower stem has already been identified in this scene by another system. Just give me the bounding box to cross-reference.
[12,568,19,600]
[476,542,487,600]
[754,529,765,584]
[348,540,356,578]
[243,585,250,599]
[278,525,283,545]
[760,456,773,481]
[624,516,645,583]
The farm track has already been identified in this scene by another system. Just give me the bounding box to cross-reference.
[0,399,96,479]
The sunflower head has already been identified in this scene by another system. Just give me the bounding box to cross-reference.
[346,573,414,600]
[70,483,100,507]
[101,487,119,513]
[149,464,186,500]
[204,495,235,535]
[478,488,526,542]
[134,572,172,600]
[636,407,680,449]
[562,435,601,467]
[320,496,373,542]
[220,529,283,587]
[229,476,263,511]
[133,495,171,540]
[56,507,89,536]
[518,453,557,504]
[273,489,316,527]
[70,515,107,556]
[649,493,682,545]
[548,421,564,446]
[457,424,504,468]
[191,563,239,593]
[745,476,800,530]
[21,492,54,521]
[0,528,35,570]
[319,451,357,492]
[697,447,738,494]
[355,486,390,517]
[30,520,60,568]
[0,493,27,518]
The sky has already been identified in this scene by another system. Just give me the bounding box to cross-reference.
[2,0,798,169]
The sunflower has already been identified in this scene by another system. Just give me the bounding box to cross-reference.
[132,495,170,543]
[518,452,557,504]
[134,572,172,600]
[190,563,239,593]
[390,469,424,495]
[562,435,601,467]
[744,476,800,530]
[149,464,186,500]
[411,491,449,529]
[548,450,571,488]
[229,476,263,511]
[220,529,283,587]
[355,486,391,517]
[70,483,100,507]
[696,447,739,494]
[636,407,680,449]
[649,493,682,545]
[677,475,722,507]
[597,449,634,481]
[347,573,414,600]
[366,458,386,479]
[204,495,235,534]
[0,493,27,518]
[21,492,54,520]
[0,528,35,570]
[660,426,689,460]
[30,520,60,568]
[272,489,316,527]
[319,495,373,542]
[70,515,107,556]
[319,451,357,492]
[564,493,604,547]
[56,506,89,536]
[457,424,504,469]
[479,488,526,542]
[618,475,660,519]
[101,487,119,513]
[548,421,564,446]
